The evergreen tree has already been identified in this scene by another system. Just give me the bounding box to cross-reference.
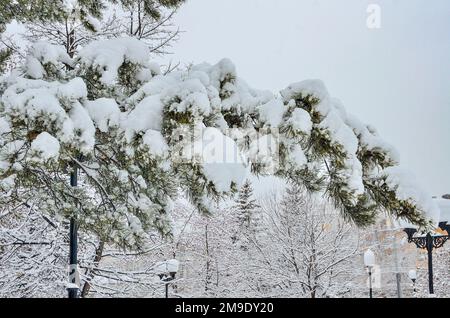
[0,0,185,69]
[232,179,261,244]
[0,0,185,297]
[0,48,12,73]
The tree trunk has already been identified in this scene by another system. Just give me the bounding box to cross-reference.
[81,240,105,298]
[204,224,212,294]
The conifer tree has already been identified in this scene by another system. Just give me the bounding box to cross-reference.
[0,1,185,297]
[232,179,261,245]
[0,0,185,69]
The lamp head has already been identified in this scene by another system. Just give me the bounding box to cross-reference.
[404,228,417,241]
[364,249,375,267]
[408,269,417,281]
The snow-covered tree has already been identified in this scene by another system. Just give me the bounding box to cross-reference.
[112,0,183,57]
[231,179,261,245]
[255,185,359,298]
[22,0,184,57]
[0,0,184,68]
[0,0,105,66]
[0,1,186,298]
[0,32,438,297]
[0,202,67,297]
[0,48,12,73]
[162,187,359,298]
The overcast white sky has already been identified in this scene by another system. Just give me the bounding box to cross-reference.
[165,0,450,196]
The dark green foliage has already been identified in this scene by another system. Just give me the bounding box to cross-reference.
[231,179,261,248]
[281,92,429,228]
[234,179,260,229]
[113,0,185,20]
[364,177,431,229]
[0,48,12,73]
[0,0,185,70]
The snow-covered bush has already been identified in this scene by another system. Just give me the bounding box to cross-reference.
[0,36,435,254]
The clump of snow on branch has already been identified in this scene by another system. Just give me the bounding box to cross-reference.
[25,42,73,79]
[77,37,160,85]
[85,98,121,133]
[1,77,95,157]
[29,132,60,162]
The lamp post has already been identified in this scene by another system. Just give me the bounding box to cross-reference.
[156,259,179,298]
[67,165,79,299]
[403,224,449,296]
[364,249,375,298]
[160,272,177,298]
[408,269,417,295]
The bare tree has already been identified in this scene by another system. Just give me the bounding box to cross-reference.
[254,185,360,298]
[0,201,67,297]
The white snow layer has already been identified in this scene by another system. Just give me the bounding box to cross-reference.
[281,80,330,104]
[287,108,313,134]
[142,129,169,157]
[78,37,158,85]
[154,259,180,275]
[85,98,121,133]
[258,99,285,127]
[1,77,95,153]
[25,42,72,79]
[30,132,61,162]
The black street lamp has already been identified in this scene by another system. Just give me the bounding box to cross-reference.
[67,166,80,299]
[403,224,449,296]
[159,272,177,298]
[156,259,179,298]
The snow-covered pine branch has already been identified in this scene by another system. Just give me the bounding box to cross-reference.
[0,35,436,256]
